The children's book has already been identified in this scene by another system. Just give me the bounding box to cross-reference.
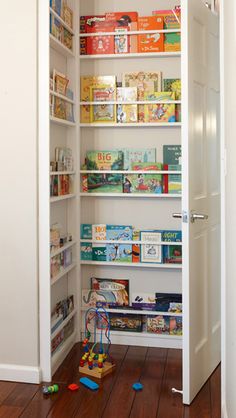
[92,224,106,241]
[90,85,116,122]
[106,225,132,241]
[117,87,137,102]
[124,173,163,194]
[155,293,182,312]
[91,278,129,306]
[122,148,156,170]
[163,164,181,194]
[53,69,69,96]
[54,97,66,119]
[65,102,74,122]
[81,224,92,239]
[162,230,182,264]
[81,242,93,261]
[105,12,139,53]
[152,9,181,51]
[144,92,176,123]
[138,16,164,53]
[163,145,182,165]
[170,316,182,335]
[51,0,62,17]
[109,313,142,332]
[140,230,162,263]
[51,16,62,41]
[132,229,140,263]
[117,104,138,123]
[82,289,126,308]
[106,243,132,263]
[132,293,156,310]
[86,150,123,171]
[80,15,106,55]
[131,162,162,171]
[62,28,73,50]
[147,315,170,334]
[114,28,129,54]
[163,79,181,100]
[87,21,116,55]
[92,244,107,261]
[63,4,73,29]
[87,173,123,193]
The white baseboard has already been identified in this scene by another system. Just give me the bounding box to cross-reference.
[0,364,41,384]
[222,403,228,418]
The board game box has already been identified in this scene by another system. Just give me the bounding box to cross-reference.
[109,313,143,332]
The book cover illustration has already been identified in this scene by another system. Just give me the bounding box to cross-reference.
[163,164,182,194]
[81,224,92,239]
[53,69,69,96]
[80,15,106,55]
[147,315,170,334]
[152,9,181,52]
[90,85,116,123]
[63,4,73,29]
[92,224,107,261]
[138,16,164,53]
[117,104,138,123]
[87,173,123,193]
[51,16,62,41]
[92,244,107,261]
[162,230,182,264]
[105,12,138,53]
[87,21,115,55]
[54,97,66,119]
[82,289,127,308]
[140,230,162,263]
[50,0,62,17]
[115,28,129,54]
[109,313,142,332]
[86,150,123,171]
[132,229,140,263]
[122,148,156,170]
[123,173,163,194]
[163,145,182,165]
[155,293,182,312]
[144,92,176,123]
[170,316,183,335]
[62,27,73,50]
[106,243,132,263]
[106,225,132,241]
[132,293,156,310]
[117,87,137,102]
[92,224,106,241]
[122,71,162,99]
[91,278,129,306]
[80,242,93,261]
[131,162,162,171]
[163,79,181,100]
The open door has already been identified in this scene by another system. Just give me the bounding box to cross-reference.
[181,0,221,405]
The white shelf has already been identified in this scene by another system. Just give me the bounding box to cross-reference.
[80,261,182,269]
[50,7,74,35]
[80,51,181,60]
[80,122,181,128]
[51,263,76,286]
[50,34,75,57]
[50,116,76,127]
[80,100,181,105]
[50,90,75,104]
[50,241,76,258]
[50,194,75,203]
[81,307,182,317]
[51,331,77,374]
[50,171,76,176]
[79,29,181,37]
[51,309,77,341]
[80,170,181,175]
[80,193,181,198]
[80,239,182,246]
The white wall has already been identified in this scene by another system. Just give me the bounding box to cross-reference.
[221,0,236,417]
[0,1,39,381]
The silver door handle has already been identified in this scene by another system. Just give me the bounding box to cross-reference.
[190,212,208,223]
[172,213,182,219]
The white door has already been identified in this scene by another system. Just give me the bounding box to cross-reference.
[181,0,221,405]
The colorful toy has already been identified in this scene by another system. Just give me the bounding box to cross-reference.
[79,307,115,379]
[42,384,59,395]
[79,377,99,391]
[132,382,143,391]
[68,383,79,391]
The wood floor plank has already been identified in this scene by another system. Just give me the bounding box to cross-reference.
[184,381,211,418]
[210,365,221,418]
[102,346,148,418]
[0,405,23,418]
[73,344,128,418]
[156,349,184,418]
[0,382,17,404]
[129,347,167,418]
[52,343,83,384]
[20,385,68,418]
[0,383,38,418]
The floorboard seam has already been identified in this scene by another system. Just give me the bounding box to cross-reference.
[156,348,169,418]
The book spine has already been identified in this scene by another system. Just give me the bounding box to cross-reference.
[163,164,169,193]
[80,16,87,55]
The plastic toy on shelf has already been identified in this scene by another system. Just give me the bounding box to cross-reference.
[79,307,116,379]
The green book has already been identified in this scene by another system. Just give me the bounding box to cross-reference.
[163,145,181,165]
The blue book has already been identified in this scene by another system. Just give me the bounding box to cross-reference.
[162,230,182,264]
[106,225,132,241]
[107,243,132,263]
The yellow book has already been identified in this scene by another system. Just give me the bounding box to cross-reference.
[90,85,116,123]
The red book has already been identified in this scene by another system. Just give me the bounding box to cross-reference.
[80,15,105,55]
[87,21,116,55]
[163,164,169,193]
[105,12,138,53]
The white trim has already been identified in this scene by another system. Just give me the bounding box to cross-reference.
[222,404,228,418]
[79,29,181,37]
[80,51,181,60]
[0,364,41,384]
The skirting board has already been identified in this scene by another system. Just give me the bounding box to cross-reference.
[0,364,41,384]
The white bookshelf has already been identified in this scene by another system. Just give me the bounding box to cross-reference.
[80,52,181,60]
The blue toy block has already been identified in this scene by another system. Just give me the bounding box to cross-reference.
[79,377,99,391]
[132,382,143,391]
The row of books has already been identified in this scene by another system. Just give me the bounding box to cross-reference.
[81,224,182,264]
[50,70,74,100]
[80,74,181,124]
[51,247,73,278]
[50,0,73,28]
[50,174,73,197]
[50,147,74,172]
[50,223,73,253]
[82,146,182,195]
[82,277,182,312]
[50,0,73,52]
[51,317,74,354]
[80,7,181,55]
[51,295,74,334]
[50,70,75,122]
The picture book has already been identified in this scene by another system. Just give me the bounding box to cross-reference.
[131,162,162,171]
[86,150,123,171]
[132,229,140,263]
[152,9,181,52]
[106,225,132,241]
[162,230,182,264]
[51,16,62,41]
[163,79,181,100]
[122,72,162,100]
[109,313,142,332]
[82,289,127,308]
[163,145,182,165]
[105,12,138,53]
[80,243,93,261]
[138,16,164,53]
[54,97,66,119]
[51,0,62,17]
[122,148,156,170]
[124,173,163,194]
[117,87,137,102]
[144,92,176,123]
[140,230,162,263]
[91,278,129,306]
[63,4,73,29]
[163,164,181,194]
[80,75,116,123]
[147,315,170,334]
[87,21,116,55]
[87,173,123,193]
[80,15,106,55]
[92,244,107,261]
[90,85,116,123]
[170,316,182,335]
[92,224,106,241]
[106,243,132,263]
[81,224,92,239]
[62,27,73,50]
[53,69,69,96]
[114,28,129,54]
[132,293,156,310]
[155,293,182,312]
[117,104,138,123]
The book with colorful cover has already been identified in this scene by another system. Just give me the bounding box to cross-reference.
[144,92,176,123]
[162,230,182,264]
[124,173,163,194]
[132,229,140,263]
[81,224,92,239]
[80,242,93,261]
[62,27,73,50]
[147,315,170,334]
[117,87,137,102]
[63,4,73,29]
[122,148,156,170]
[114,28,129,54]
[117,104,138,123]
[80,75,116,123]
[80,15,106,55]
[105,12,138,53]
[87,173,123,193]
[54,97,66,119]
[106,225,132,241]
[92,244,107,261]
[91,278,129,306]
[132,292,156,310]
[131,162,162,171]
[90,85,116,123]
[82,289,126,308]
[92,224,106,241]
[51,0,62,17]
[152,9,181,51]
[140,230,162,263]
[170,316,182,335]
[51,16,62,41]
[138,16,164,53]
[163,164,181,194]
[163,79,181,100]
[106,225,133,263]
[155,293,182,312]
[86,150,123,171]
[163,145,182,165]
[87,21,116,55]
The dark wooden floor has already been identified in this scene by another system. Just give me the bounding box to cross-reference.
[0,344,221,418]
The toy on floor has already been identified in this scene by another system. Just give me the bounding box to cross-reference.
[42,384,59,395]
[68,383,79,391]
[80,377,99,391]
[79,307,115,379]
[132,382,143,391]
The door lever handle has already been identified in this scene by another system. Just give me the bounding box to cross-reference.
[190,212,208,223]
